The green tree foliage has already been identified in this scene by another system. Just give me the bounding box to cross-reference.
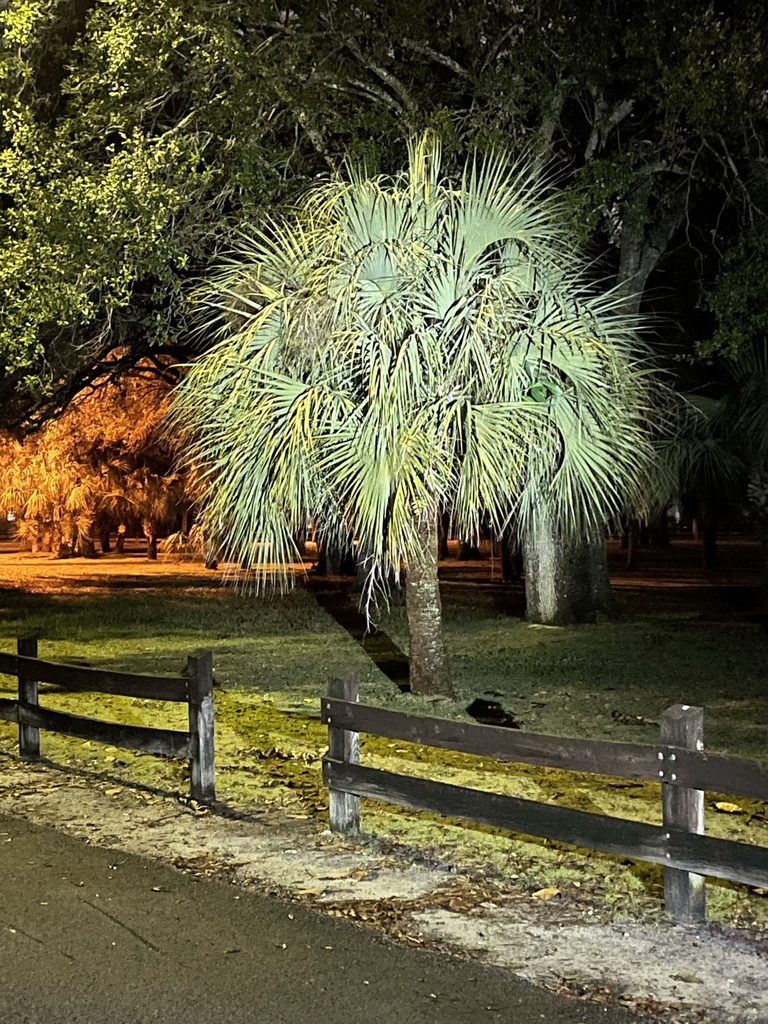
[3,0,765,431]
[171,136,663,693]
[0,0,392,428]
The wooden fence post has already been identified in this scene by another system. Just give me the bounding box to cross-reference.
[660,704,706,924]
[17,636,40,760]
[327,675,360,833]
[186,650,215,804]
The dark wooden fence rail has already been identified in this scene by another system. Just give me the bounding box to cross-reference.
[321,676,768,924]
[0,638,215,803]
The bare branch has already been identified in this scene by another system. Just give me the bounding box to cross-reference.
[584,89,635,161]
[400,39,469,78]
[344,38,417,114]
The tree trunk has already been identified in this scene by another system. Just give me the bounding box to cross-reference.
[523,511,572,624]
[438,511,450,561]
[501,526,523,582]
[79,534,97,558]
[144,520,158,560]
[315,538,355,575]
[649,510,670,546]
[524,515,615,624]
[456,540,482,560]
[405,512,453,697]
[78,516,97,558]
[626,519,640,570]
[582,530,617,618]
[100,527,111,553]
[55,540,71,559]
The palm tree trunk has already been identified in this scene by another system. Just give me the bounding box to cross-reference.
[405,512,453,697]
[523,511,573,625]
[524,515,615,624]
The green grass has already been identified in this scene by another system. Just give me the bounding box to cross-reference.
[0,553,766,929]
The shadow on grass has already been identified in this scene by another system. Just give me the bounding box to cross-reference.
[304,575,411,690]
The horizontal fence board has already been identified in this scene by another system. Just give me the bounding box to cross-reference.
[0,652,187,703]
[18,705,190,758]
[0,697,18,723]
[322,698,662,778]
[324,760,768,890]
[322,699,768,802]
[0,651,18,678]
[669,749,768,804]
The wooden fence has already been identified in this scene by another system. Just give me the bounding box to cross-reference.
[0,638,215,803]
[322,676,768,924]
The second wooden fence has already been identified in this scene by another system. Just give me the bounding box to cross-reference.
[322,676,768,924]
[0,638,215,803]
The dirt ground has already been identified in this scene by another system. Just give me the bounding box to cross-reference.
[0,540,766,1024]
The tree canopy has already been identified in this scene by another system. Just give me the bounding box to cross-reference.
[2,0,767,430]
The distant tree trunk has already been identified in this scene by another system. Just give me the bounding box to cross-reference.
[79,517,97,558]
[582,531,617,618]
[523,512,572,624]
[55,540,71,559]
[626,519,640,570]
[649,510,670,546]
[438,511,450,560]
[456,540,482,560]
[524,515,615,624]
[79,534,97,558]
[143,519,158,560]
[501,526,523,582]
[100,527,111,553]
[405,512,453,698]
[315,538,355,575]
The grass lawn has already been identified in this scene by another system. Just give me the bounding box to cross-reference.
[0,538,766,928]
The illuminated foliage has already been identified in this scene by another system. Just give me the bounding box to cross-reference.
[0,367,184,556]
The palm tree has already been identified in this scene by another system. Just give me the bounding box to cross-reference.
[171,134,661,696]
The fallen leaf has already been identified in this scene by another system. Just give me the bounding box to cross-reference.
[531,887,561,900]
[104,787,122,796]
[714,802,743,814]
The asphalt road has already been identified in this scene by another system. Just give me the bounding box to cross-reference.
[0,814,646,1024]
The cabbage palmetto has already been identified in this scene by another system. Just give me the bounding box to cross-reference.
[171,134,659,696]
